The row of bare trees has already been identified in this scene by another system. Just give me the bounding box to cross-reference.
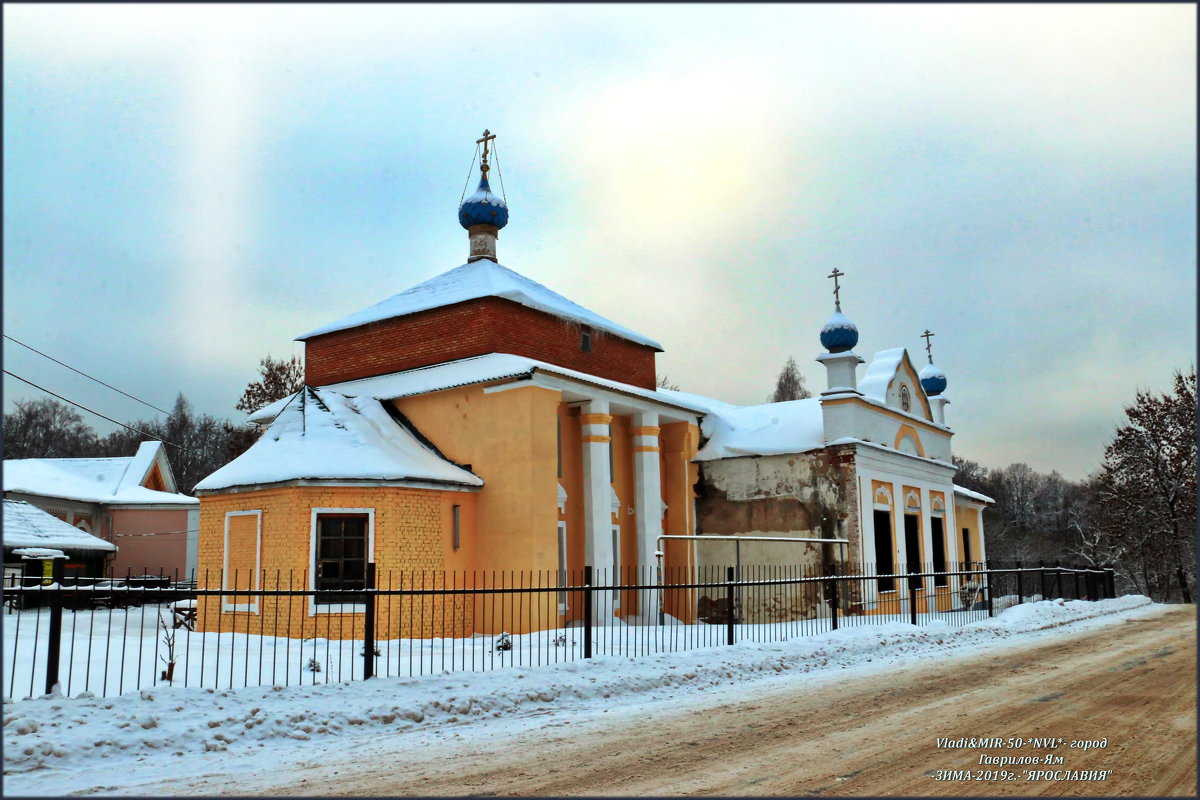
[956,369,1195,603]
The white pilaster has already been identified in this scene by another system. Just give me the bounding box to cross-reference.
[581,400,614,602]
[632,411,661,622]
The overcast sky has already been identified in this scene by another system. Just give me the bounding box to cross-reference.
[4,4,1195,482]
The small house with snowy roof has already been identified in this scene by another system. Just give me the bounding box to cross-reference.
[193,133,990,637]
[4,441,199,579]
[3,499,118,584]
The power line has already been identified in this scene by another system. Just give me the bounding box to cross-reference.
[3,334,172,416]
[3,370,188,452]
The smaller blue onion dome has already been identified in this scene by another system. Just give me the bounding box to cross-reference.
[919,362,948,396]
[820,311,859,353]
[458,173,509,230]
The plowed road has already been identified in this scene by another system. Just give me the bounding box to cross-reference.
[140,606,1197,796]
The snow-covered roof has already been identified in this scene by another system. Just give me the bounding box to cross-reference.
[196,387,483,492]
[249,353,711,424]
[3,500,117,552]
[296,259,663,350]
[857,347,906,403]
[656,390,825,461]
[953,485,995,505]
[3,442,198,506]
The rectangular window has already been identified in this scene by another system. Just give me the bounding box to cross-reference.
[931,517,947,586]
[557,521,568,613]
[315,514,368,605]
[611,524,621,608]
[452,504,461,551]
[873,509,895,591]
[580,326,593,352]
[903,514,922,592]
[608,425,614,481]
[961,527,972,568]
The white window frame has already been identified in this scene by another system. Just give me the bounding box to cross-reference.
[309,507,375,616]
[223,510,262,613]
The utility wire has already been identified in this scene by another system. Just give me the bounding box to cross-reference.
[3,334,171,415]
[3,370,188,452]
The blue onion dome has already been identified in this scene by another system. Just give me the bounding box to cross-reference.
[458,173,509,230]
[920,362,948,396]
[820,310,859,353]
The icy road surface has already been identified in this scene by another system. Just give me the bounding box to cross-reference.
[4,597,1194,796]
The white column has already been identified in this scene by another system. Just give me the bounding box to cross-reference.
[920,489,935,614]
[632,411,661,623]
[930,395,949,426]
[581,399,614,606]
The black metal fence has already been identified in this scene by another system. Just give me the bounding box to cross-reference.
[3,560,1116,700]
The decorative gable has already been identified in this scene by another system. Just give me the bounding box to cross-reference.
[860,348,932,421]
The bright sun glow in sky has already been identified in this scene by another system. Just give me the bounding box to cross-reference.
[3,4,1196,481]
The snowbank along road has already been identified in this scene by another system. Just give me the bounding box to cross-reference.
[4,597,1194,796]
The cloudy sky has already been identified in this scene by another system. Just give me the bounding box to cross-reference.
[4,4,1195,481]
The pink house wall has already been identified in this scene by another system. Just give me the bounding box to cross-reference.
[109,509,190,578]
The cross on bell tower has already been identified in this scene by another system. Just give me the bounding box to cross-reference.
[921,329,935,363]
[828,268,845,312]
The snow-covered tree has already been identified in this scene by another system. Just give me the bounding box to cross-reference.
[770,356,811,402]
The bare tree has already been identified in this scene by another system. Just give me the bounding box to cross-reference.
[3,398,100,459]
[1090,368,1196,601]
[770,356,811,402]
[235,355,305,415]
[656,374,680,392]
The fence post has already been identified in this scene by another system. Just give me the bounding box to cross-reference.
[829,563,839,631]
[1015,560,1024,605]
[1105,568,1116,599]
[363,562,376,680]
[1177,567,1192,604]
[44,558,65,696]
[908,577,918,626]
[725,566,736,646]
[1073,567,1081,601]
[583,565,593,659]
[985,560,994,618]
[1038,559,1046,600]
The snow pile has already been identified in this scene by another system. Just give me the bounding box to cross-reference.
[296,259,663,350]
[3,501,117,552]
[196,387,481,491]
[3,596,1157,777]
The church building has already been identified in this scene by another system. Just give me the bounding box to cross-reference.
[193,132,990,636]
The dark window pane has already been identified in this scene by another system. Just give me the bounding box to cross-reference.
[314,514,369,604]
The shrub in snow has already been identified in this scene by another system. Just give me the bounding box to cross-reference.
[552,634,571,647]
[359,646,381,658]
[494,632,512,652]
[305,657,322,673]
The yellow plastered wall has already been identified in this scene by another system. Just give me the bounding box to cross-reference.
[929,490,954,611]
[955,504,983,567]
[197,486,476,640]
[394,383,561,633]
[661,421,700,623]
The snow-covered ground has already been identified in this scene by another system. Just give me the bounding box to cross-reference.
[3,595,1162,796]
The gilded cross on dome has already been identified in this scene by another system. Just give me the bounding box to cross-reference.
[921,329,936,363]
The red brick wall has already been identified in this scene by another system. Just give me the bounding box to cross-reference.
[303,297,659,389]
